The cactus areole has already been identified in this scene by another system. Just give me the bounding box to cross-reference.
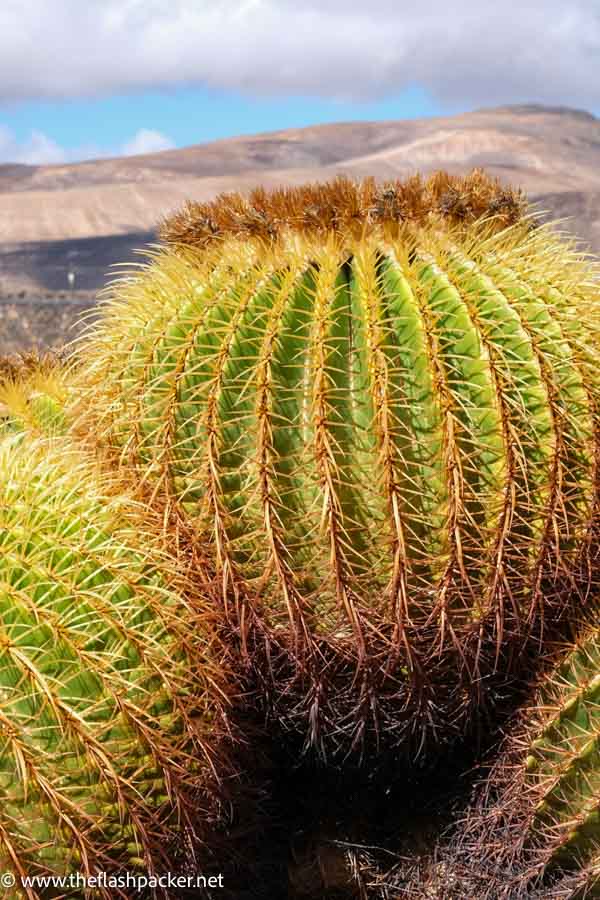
[81,172,600,761]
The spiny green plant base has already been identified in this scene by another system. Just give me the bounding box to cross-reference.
[74,172,600,762]
[514,628,600,896]
[0,354,289,900]
[525,633,600,875]
[0,435,223,897]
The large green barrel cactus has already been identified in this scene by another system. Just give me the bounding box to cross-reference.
[0,434,222,895]
[75,172,600,760]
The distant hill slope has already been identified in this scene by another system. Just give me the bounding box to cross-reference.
[1,104,600,295]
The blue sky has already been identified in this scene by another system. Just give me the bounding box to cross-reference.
[0,85,445,163]
[0,1,599,164]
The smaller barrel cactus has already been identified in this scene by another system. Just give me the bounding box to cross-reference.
[408,629,600,900]
[0,434,223,895]
[524,632,600,885]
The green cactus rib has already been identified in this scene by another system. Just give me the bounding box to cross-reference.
[0,436,219,894]
[435,247,584,637]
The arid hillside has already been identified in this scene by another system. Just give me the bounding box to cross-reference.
[1,103,599,351]
[1,104,600,249]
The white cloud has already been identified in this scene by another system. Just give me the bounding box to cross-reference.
[0,1,598,110]
[0,126,176,165]
[121,128,175,156]
[17,130,68,165]
[0,126,67,165]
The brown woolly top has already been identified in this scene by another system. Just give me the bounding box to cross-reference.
[160,170,528,248]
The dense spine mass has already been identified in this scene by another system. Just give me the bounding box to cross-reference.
[0,436,220,896]
[76,173,600,760]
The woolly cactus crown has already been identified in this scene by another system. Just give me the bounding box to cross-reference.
[159,170,527,248]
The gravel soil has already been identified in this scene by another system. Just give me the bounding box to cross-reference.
[0,292,98,354]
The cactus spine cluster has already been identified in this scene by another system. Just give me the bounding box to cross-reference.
[76,172,600,760]
[0,431,221,895]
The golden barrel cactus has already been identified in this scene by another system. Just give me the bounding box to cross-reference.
[75,172,600,761]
